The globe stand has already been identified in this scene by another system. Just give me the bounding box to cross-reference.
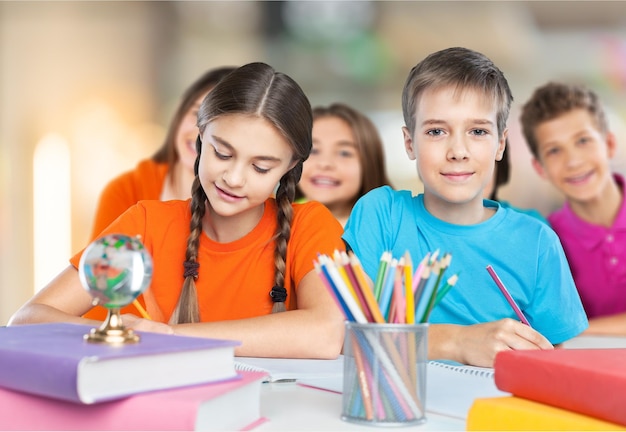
[84,307,140,344]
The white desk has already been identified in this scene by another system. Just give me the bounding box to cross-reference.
[563,335,626,349]
[253,335,626,430]
[258,382,464,431]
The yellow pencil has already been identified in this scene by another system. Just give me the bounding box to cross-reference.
[133,299,151,320]
[404,252,415,324]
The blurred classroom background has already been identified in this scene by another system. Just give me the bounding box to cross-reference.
[2,1,626,324]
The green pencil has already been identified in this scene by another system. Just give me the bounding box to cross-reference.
[373,251,391,301]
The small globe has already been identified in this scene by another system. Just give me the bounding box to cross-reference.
[78,234,153,309]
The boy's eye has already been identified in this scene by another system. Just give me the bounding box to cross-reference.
[426,128,444,137]
[545,147,560,156]
[471,129,488,136]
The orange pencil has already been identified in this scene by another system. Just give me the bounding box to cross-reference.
[348,252,385,323]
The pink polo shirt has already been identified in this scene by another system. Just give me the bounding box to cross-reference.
[548,174,626,318]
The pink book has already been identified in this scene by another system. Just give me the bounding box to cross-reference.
[0,371,268,431]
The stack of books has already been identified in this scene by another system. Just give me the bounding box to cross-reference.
[0,322,268,430]
[467,348,626,430]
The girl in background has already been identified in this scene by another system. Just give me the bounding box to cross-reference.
[10,63,345,359]
[295,103,392,226]
[90,66,236,239]
[85,66,236,320]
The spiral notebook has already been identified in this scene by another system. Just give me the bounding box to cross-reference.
[427,360,509,420]
[296,360,509,420]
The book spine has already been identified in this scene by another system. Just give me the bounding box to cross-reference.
[494,352,626,427]
[0,349,80,403]
[467,396,624,431]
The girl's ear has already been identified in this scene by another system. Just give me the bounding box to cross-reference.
[402,126,416,161]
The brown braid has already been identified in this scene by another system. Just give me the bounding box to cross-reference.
[191,62,312,320]
[271,170,298,313]
[170,176,206,324]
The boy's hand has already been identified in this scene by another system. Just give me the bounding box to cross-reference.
[456,319,553,367]
[120,313,174,334]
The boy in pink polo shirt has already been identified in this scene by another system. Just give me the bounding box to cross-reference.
[521,82,626,334]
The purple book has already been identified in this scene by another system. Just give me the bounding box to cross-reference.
[0,322,240,404]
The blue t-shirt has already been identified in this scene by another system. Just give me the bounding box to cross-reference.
[342,186,588,345]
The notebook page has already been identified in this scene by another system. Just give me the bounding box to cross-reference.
[427,360,509,420]
[234,356,344,383]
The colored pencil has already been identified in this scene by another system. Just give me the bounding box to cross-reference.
[420,253,451,323]
[486,264,531,327]
[433,273,459,307]
[373,251,391,301]
[404,252,415,324]
[379,258,398,321]
[133,299,151,320]
[349,252,385,323]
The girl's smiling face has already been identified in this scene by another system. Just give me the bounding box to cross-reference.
[198,114,296,234]
[176,93,208,173]
[299,116,362,223]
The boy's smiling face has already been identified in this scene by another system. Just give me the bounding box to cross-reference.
[531,108,616,206]
[403,85,506,223]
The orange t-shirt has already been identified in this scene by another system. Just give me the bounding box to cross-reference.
[73,199,344,323]
[90,159,169,241]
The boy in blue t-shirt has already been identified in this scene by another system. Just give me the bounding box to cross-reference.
[343,47,588,367]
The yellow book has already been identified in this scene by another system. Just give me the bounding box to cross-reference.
[467,396,625,431]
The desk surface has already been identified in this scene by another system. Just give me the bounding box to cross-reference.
[254,335,626,430]
[258,382,464,431]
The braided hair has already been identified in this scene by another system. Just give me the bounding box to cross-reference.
[169,63,312,324]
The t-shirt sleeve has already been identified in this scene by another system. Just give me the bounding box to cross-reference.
[343,186,396,280]
[71,202,149,269]
[289,202,345,287]
[90,172,141,241]
[527,228,589,344]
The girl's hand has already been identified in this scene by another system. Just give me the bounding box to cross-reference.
[456,318,553,367]
[120,314,174,334]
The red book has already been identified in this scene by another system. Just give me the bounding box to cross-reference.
[494,348,626,426]
[0,371,268,431]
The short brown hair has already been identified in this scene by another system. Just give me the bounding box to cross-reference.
[402,47,513,138]
[520,82,608,159]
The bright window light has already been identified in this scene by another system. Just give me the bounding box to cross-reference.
[33,133,71,293]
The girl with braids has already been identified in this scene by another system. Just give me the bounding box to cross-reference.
[84,66,237,321]
[9,63,346,359]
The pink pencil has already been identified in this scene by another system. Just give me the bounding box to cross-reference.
[486,265,531,327]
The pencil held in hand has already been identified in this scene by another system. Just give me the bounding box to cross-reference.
[485,265,531,327]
